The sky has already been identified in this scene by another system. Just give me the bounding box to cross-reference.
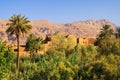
[0,0,120,26]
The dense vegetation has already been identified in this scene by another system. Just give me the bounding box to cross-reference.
[0,15,120,80]
[0,41,120,80]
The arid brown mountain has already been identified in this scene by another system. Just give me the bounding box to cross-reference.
[0,19,117,45]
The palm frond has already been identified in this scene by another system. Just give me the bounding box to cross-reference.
[6,14,32,36]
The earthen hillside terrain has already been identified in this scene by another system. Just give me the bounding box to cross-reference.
[0,19,117,45]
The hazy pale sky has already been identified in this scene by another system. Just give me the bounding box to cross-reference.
[0,0,120,25]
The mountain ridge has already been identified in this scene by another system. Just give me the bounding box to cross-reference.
[0,19,117,44]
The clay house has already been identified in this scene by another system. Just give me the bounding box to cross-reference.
[77,37,95,45]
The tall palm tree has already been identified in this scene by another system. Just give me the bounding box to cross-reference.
[6,14,32,73]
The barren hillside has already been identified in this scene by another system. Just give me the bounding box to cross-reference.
[0,19,117,44]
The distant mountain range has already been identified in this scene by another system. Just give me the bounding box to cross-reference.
[0,19,117,44]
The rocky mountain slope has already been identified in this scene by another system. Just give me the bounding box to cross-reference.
[0,19,117,44]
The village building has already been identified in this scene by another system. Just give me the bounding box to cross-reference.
[6,35,96,56]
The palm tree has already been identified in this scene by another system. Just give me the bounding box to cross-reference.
[94,25,113,46]
[25,34,44,57]
[99,25,113,39]
[6,14,32,73]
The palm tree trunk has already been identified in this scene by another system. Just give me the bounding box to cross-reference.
[17,35,20,74]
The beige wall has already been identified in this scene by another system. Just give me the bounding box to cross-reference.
[77,37,95,45]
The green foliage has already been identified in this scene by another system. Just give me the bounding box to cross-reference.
[0,40,14,79]
[94,25,120,55]
[50,33,67,52]
[50,33,76,56]
[6,14,32,36]
[111,38,120,55]
[25,34,44,56]
[116,27,120,38]
[31,49,79,80]
[94,25,113,46]
[98,36,120,55]
[1,44,120,80]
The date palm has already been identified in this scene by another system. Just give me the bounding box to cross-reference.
[6,14,32,73]
[94,25,113,46]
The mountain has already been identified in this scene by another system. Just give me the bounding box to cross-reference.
[0,19,117,45]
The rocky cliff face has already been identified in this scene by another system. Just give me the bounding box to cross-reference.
[0,19,117,44]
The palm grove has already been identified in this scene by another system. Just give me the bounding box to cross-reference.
[0,14,120,80]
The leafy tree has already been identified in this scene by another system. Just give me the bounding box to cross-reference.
[111,38,120,55]
[25,34,44,56]
[50,33,76,56]
[50,33,66,52]
[0,39,14,79]
[6,14,32,73]
[65,35,77,55]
